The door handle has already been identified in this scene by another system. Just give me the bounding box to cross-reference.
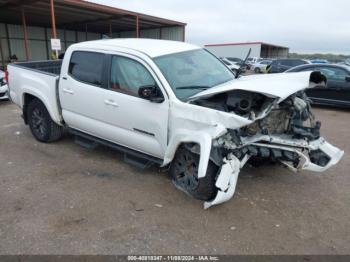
[62,88,74,94]
[104,99,119,107]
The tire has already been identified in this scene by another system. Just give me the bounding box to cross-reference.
[169,145,219,201]
[254,68,260,74]
[27,99,63,143]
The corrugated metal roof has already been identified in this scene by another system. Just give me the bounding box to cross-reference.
[0,0,186,33]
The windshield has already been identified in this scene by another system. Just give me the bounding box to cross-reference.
[154,49,235,100]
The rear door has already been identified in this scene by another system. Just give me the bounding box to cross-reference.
[59,51,108,135]
[59,50,168,158]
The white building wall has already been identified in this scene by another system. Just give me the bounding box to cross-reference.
[205,44,262,59]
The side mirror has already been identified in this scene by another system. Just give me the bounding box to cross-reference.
[345,76,350,82]
[138,85,164,103]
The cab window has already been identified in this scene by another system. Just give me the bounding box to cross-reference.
[69,51,104,86]
[110,56,157,98]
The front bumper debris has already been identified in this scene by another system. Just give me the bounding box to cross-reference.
[204,154,250,209]
[205,137,344,209]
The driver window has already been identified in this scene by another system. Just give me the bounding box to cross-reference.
[110,56,156,97]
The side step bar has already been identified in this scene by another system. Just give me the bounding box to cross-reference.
[69,129,163,170]
[74,135,98,150]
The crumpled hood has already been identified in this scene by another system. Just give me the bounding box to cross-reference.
[190,71,316,102]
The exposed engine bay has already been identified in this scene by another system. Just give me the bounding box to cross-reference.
[192,89,329,169]
[188,79,343,208]
[164,71,343,209]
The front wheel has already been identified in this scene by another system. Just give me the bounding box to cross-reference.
[27,99,63,142]
[169,145,219,201]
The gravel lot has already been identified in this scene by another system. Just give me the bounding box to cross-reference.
[0,100,349,255]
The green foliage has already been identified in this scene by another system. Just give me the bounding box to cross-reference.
[288,53,350,62]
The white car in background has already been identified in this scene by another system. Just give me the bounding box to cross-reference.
[220,57,240,75]
[251,60,273,74]
[0,70,9,100]
[246,57,260,68]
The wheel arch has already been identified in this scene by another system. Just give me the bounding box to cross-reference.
[22,92,61,126]
[162,132,213,179]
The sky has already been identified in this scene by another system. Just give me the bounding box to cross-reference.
[88,0,350,54]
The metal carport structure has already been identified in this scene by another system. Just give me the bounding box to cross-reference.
[205,42,289,60]
[0,0,187,69]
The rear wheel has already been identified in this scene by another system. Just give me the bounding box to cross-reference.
[254,68,261,73]
[27,99,63,142]
[169,145,219,201]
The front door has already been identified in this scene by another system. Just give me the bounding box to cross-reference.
[59,50,169,158]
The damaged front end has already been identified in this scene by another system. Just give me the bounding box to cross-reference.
[189,73,344,209]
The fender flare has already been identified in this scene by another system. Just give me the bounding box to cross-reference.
[22,90,62,126]
[162,130,217,179]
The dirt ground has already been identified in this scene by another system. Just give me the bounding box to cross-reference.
[0,100,349,255]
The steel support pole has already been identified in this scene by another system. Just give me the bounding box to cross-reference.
[136,15,139,38]
[50,0,58,58]
[5,24,12,58]
[64,27,67,50]
[0,38,5,70]
[44,27,49,59]
[21,7,30,60]
[182,25,186,42]
[50,0,57,39]
[109,22,113,38]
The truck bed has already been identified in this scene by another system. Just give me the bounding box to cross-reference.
[8,60,63,125]
[13,60,62,76]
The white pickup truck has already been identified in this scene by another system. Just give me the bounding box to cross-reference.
[8,39,344,208]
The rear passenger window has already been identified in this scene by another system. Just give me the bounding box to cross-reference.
[69,51,104,86]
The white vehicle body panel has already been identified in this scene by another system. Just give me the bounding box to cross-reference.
[73,39,201,58]
[59,46,171,158]
[7,39,344,209]
[163,99,252,178]
[190,72,315,102]
[7,65,62,123]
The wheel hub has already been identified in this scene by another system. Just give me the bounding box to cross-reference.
[31,108,46,137]
[174,153,199,191]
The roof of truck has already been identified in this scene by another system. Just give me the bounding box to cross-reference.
[72,39,201,58]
